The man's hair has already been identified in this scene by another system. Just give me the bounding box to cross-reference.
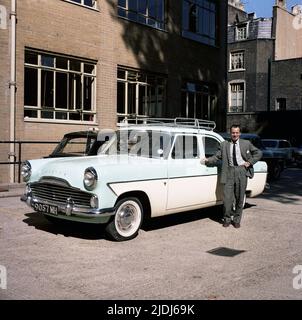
[230,124,241,131]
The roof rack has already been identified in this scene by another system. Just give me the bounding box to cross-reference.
[118,116,216,131]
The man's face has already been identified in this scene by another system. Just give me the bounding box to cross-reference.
[230,127,240,142]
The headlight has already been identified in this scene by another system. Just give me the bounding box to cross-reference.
[21,161,31,182]
[83,167,98,190]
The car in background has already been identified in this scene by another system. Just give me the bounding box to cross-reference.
[261,139,294,165]
[220,133,286,180]
[48,130,114,158]
[293,144,302,168]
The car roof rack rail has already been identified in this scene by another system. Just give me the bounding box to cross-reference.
[119,115,216,131]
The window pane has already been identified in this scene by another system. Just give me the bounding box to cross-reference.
[41,70,54,108]
[84,0,94,7]
[24,109,37,118]
[41,111,54,119]
[56,57,68,69]
[149,0,157,18]
[117,81,125,114]
[128,83,136,114]
[41,55,54,67]
[138,0,147,14]
[118,0,126,7]
[84,64,95,74]
[70,60,81,71]
[25,51,38,65]
[24,68,38,106]
[83,76,93,110]
[128,0,137,11]
[56,72,68,109]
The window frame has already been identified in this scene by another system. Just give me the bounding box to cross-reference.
[235,23,249,41]
[229,50,245,71]
[182,0,218,47]
[24,49,97,124]
[117,0,166,31]
[63,0,99,10]
[228,80,245,113]
[117,67,167,123]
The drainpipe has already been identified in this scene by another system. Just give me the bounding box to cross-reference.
[9,0,16,183]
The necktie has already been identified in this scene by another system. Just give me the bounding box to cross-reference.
[233,142,238,166]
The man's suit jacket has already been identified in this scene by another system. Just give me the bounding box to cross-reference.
[207,139,263,184]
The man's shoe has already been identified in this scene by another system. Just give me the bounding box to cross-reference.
[233,222,241,228]
[222,222,231,227]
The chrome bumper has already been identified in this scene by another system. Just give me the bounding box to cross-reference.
[21,194,115,220]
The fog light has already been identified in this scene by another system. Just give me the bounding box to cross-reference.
[25,184,32,196]
[90,195,99,209]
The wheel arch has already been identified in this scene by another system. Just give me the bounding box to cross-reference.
[115,191,152,220]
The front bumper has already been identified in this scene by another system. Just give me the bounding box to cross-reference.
[21,193,115,224]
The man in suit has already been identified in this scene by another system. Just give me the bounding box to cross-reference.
[201,125,262,228]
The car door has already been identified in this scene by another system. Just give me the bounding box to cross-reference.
[166,133,222,211]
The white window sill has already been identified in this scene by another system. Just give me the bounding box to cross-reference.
[62,0,100,12]
[228,69,246,72]
[24,117,98,126]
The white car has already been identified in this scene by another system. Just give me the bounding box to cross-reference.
[21,119,268,241]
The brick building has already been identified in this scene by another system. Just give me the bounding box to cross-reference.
[0,0,228,184]
[227,0,302,141]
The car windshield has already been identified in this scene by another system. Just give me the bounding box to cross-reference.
[51,135,96,157]
[98,129,173,159]
[262,140,278,148]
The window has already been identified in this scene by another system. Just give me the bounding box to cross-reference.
[182,0,217,46]
[181,82,217,119]
[276,98,286,111]
[236,24,248,41]
[230,51,245,71]
[117,67,166,122]
[66,0,98,9]
[171,135,199,159]
[229,82,244,112]
[24,49,96,122]
[204,136,220,157]
[118,0,165,30]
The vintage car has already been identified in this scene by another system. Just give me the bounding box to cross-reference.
[20,119,268,241]
[262,139,294,165]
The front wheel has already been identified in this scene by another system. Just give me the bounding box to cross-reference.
[105,197,143,241]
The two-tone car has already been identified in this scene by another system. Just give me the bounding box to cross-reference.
[21,118,268,241]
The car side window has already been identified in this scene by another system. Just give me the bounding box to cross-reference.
[171,135,199,159]
[204,136,220,157]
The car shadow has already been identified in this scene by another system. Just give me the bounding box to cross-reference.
[142,205,224,231]
[23,212,106,240]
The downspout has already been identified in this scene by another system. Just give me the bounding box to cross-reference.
[9,0,16,183]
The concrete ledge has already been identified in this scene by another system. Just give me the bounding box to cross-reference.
[0,183,25,198]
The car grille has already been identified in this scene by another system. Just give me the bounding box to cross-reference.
[29,182,91,208]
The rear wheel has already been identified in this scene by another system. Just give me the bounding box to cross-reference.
[105,197,143,241]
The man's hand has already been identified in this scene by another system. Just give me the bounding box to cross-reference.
[200,158,208,165]
[244,161,251,168]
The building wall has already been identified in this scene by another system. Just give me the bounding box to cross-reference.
[273,5,302,61]
[271,58,302,110]
[0,0,227,184]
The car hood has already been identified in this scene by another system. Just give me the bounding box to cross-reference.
[28,155,167,190]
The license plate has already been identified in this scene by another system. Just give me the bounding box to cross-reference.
[33,202,58,215]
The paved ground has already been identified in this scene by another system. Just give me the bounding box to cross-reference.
[0,168,302,300]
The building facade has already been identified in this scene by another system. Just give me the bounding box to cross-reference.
[227,0,302,141]
[0,0,227,184]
